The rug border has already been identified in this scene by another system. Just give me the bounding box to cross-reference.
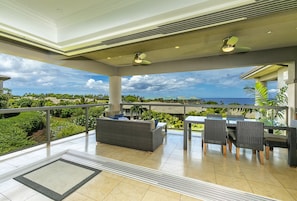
[14,158,101,201]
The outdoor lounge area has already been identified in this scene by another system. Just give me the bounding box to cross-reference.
[1,1,297,200]
[0,129,297,201]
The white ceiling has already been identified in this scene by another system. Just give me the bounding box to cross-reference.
[0,0,297,76]
[0,0,253,53]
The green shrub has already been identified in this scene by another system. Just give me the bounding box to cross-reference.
[142,110,183,129]
[51,117,85,139]
[0,126,36,155]
[55,124,85,139]
[89,106,105,118]
[73,115,96,129]
[0,112,44,135]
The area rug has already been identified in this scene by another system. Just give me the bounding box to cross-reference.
[14,159,101,201]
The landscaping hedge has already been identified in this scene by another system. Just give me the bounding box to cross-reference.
[0,111,44,155]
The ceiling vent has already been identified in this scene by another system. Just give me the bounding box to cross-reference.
[100,0,297,46]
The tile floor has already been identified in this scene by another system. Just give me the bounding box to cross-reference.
[0,130,296,201]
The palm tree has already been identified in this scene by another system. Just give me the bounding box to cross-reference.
[244,82,287,125]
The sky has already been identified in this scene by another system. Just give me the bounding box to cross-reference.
[0,53,259,99]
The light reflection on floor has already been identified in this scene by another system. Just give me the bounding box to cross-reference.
[0,130,296,201]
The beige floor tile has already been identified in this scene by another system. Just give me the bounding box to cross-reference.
[215,173,253,193]
[103,180,148,201]
[148,185,181,200]
[241,166,282,186]
[160,161,188,176]
[287,188,297,201]
[121,177,150,190]
[214,162,246,179]
[142,190,180,201]
[186,167,216,183]
[1,132,296,201]
[140,158,165,169]
[248,180,295,201]
[272,173,297,190]
[64,192,96,201]
[76,172,122,200]
[180,194,203,201]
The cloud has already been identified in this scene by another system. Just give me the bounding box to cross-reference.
[85,79,109,93]
[0,53,255,98]
[0,53,109,95]
[122,74,202,93]
[268,88,278,93]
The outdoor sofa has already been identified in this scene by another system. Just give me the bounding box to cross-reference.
[96,118,163,151]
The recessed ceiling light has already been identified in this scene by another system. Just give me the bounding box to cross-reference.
[175,46,180,49]
[267,31,272,34]
[107,57,111,59]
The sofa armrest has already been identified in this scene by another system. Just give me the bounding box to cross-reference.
[152,126,164,151]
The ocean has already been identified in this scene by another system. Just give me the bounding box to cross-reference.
[201,98,255,105]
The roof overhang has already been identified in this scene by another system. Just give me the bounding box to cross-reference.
[240,64,287,81]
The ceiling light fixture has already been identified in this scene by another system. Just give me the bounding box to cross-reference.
[221,36,239,53]
[134,53,144,63]
[134,57,142,63]
[222,45,235,52]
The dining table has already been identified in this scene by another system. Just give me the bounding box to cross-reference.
[183,116,297,166]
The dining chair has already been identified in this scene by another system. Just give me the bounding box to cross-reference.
[206,113,223,119]
[226,115,244,122]
[226,115,245,152]
[202,119,227,157]
[264,133,288,160]
[264,120,297,160]
[230,121,264,164]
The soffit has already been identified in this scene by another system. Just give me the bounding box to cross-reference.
[241,64,286,80]
[0,0,297,76]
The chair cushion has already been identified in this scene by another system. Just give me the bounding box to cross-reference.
[264,133,288,148]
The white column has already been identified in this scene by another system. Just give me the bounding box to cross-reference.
[287,61,297,122]
[109,76,122,113]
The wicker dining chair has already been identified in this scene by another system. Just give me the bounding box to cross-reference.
[230,121,265,164]
[202,119,227,157]
[226,115,245,152]
[264,133,288,160]
[226,115,245,122]
[206,114,223,119]
[264,120,297,160]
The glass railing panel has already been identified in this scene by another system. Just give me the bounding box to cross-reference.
[0,111,46,155]
[0,104,108,155]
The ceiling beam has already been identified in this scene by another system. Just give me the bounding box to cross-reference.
[0,38,117,76]
[117,46,297,76]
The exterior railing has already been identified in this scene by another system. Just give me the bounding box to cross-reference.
[120,103,289,125]
[0,102,288,155]
[0,104,109,155]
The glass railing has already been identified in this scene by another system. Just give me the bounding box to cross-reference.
[0,104,109,155]
[0,102,288,156]
[120,102,288,130]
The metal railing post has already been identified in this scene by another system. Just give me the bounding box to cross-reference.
[46,109,51,147]
[183,104,186,120]
[85,107,89,135]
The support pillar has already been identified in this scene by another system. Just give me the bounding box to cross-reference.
[109,76,122,115]
[287,61,297,122]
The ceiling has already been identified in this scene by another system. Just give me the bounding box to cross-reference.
[0,0,297,76]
